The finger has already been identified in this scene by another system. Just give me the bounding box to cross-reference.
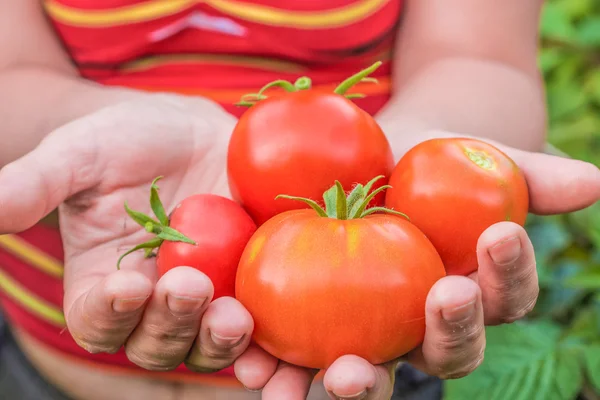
[185,296,254,372]
[512,150,600,215]
[323,355,396,400]
[123,267,212,370]
[407,276,485,379]
[65,269,153,354]
[0,124,102,233]
[475,222,538,325]
[261,362,318,400]
[234,344,279,391]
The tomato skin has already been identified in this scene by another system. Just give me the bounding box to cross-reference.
[235,209,446,370]
[385,138,529,276]
[156,194,257,300]
[227,90,394,226]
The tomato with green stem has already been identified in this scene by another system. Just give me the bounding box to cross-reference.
[235,176,446,369]
[384,138,529,276]
[227,61,394,226]
[117,177,257,300]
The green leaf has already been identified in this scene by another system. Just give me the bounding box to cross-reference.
[576,17,600,46]
[346,184,365,215]
[444,321,583,400]
[124,202,161,228]
[526,216,571,266]
[584,346,600,393]
[533,260,587,319]
[149,176,169,226]
[564,266,600,289]
[547,79,588,122]
[555,0,595,20]
[335,181,348,220]
[584,69,600,106]
[275,194,328,218]
[116,237,163,270]
[568,203,600,249]
[564,304,600,342]
[322,185,338,218]
[537,48,563,74]
[540,3,577,41]
[157,226,197,245]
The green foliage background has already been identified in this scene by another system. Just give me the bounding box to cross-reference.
[443,0,600,399]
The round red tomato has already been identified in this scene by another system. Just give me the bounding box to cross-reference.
[385,138,529,277]
[156,194,257,299]
[118,177,257,300]
[227,62,394,226]
[235,178,446,369]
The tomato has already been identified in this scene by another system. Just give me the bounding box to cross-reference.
[235,177,446,369]
[385,138,529,277]
[227,62,394,226]
[118,177,257,300]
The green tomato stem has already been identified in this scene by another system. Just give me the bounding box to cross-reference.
[116,177,197,270]
[235,60,383,107]
[294,77,312,90]
[276,175,409,221]
[333,61,382,96]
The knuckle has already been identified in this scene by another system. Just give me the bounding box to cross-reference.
[184,340,243,372]
[121,323,200,371]
[490,268,539,324]
[199,341,237,363]
[436,343,486,380]
[71,335,120,355]
[436,322,483,354]
[144,322,198,343]
[499,293,538,324]
[124,345,181,371]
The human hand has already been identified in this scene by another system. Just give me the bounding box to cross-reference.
[0,95,255,372]
[233,131,600,399]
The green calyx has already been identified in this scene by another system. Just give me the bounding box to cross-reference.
[116,176,196,270]
[235,61,383,107]
[276,175,409,221]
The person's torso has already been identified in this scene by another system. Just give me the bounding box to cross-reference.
[0,2,405,398]
[43,0,403,115]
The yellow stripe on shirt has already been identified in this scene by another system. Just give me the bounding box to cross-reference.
[0,269,66,327]
[0,235,64,278]
[44,0,391,29]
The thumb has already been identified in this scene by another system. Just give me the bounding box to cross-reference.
[0,125,101,234]
[512,150,600,215]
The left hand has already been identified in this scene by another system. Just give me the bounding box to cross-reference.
[233,133,600,400]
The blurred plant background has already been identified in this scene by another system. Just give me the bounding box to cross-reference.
[444,0,600,399]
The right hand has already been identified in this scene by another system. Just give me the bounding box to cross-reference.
[0,94,255,372]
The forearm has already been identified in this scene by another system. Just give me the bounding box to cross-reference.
[376,56,547,160]
[0,66,145,165]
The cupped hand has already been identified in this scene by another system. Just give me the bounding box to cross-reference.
[0,94,254,372]
[233,133,600,399]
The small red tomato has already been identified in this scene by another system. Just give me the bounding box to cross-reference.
[118,177,257,300]
[385,138,529,276]
[227,62,394,226]
[235,177,446,369]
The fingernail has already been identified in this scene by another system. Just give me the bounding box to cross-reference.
[331,390,367,400]
[113,296,148,313]
[441,300,476,323]
[167,294,207,315]
[210,330,244,347]
[488,237,521,265]
[243,385,261,393]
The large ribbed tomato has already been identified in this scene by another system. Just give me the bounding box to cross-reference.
[385,138,529,276]
[227,62,394,226]
[235,177,446,369]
